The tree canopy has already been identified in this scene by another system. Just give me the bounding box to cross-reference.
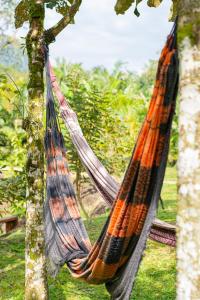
[14,0,177,32]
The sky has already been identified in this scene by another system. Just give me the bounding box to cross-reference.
[19,0,172,73]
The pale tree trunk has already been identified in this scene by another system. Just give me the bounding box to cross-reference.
[177,1,200,299]
[25,1,48,299]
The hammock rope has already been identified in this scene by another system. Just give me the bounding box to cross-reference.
[44,23,178,300]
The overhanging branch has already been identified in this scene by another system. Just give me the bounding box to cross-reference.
[44,0,82,44]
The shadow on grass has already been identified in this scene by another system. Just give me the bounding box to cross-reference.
[48,259,176,300]
[49,269,109,300]
[132,264,176,300]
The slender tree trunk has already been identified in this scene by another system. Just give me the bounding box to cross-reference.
[25,1,48,299]
[177,1,200,299]
[75,164,89,219]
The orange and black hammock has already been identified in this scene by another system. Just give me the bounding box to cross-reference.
[44,23,178,300]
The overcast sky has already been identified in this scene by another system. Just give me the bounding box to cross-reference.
[19,0,172,72]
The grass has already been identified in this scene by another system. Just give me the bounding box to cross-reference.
[0,167,177,300]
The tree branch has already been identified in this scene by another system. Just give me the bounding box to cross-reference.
[44,0,82,44]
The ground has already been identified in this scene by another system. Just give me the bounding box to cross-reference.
[0,167,177,300]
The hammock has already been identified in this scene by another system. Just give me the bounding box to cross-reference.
[47,44,177,248]
[48,65,176,248]
[44,24,178,300]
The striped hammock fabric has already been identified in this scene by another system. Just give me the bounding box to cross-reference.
[47,41,177,248]
[44,23,178,300]
[48,63,176,247]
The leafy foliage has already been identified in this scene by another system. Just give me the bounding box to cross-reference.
[169,0,178,22]
[147,0,163,8]
[15,0,29,29]
[115,0,135,15]
[55,62,134,175]
[0,66,27,216]
[114,0,176,19]
[0,174,26,216]
[15,0,76,29]
[53,62,131,216]
[45,0,74,15]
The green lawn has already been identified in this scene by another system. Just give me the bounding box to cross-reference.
[0,167,177,300]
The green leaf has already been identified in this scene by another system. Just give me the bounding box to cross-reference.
[0,74,8,84]
[14,0,29,29]
[169,0,178,22]
[46,2,56,9]
[147,0,163,7]
[56,2,70,16]
[45,0,74,17]
[114,0,165,16]
[115,0,135,15]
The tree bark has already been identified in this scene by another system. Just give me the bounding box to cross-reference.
[25,1,48,299]
[75,162,89,219]
[177,1,200,299]
[44,0,82,44]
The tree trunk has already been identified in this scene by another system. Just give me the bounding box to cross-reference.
[75,164,89,219]
[177,1,200,299]
[25,1,48,299]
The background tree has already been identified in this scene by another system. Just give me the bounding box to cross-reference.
[56,62,109,218]
[0,69,27,217]
[54,62,132,217]
[0,0,27,221]
[14,1,82,299]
